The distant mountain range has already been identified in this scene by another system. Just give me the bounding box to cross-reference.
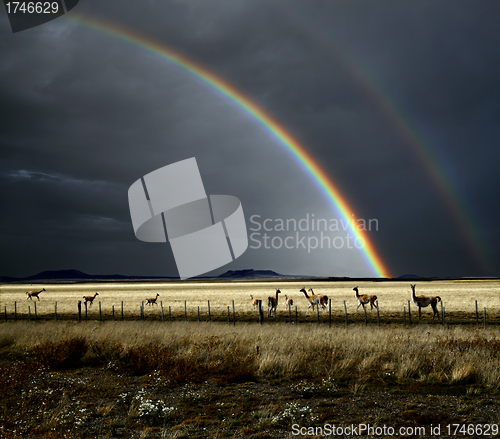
[0,269,167,283]
[2,269,493,284]
[0,268,300,283]
[215,269,298,280]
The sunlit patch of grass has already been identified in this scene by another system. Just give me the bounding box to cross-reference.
[350,380,367,396]
[451,363,477,384]
[96,402,115,417]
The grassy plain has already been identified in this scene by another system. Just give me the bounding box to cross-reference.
[1,279,499,325]
[1,280,500,438]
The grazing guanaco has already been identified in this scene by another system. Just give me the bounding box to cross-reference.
[250,295,259,310]
[353,286,378,310]
[26,288,45,301]
[267,289,281,317]
[410,284,441,320]
[83,292,99,307]
[145,293,160,306]
[284,295,294,309]
[308,288,328,311]
[300,288,323,314]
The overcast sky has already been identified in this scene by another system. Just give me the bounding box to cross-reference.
[1,0,499,279]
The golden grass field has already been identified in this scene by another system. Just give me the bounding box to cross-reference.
[1,280,500,438]
[2,319,500,438]
[1,279,499,325]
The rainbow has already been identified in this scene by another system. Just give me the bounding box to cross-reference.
[326,42,493,273]
[270,4,494,274]
[66,14,391,278]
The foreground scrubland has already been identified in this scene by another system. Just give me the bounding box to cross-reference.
[1,321,500,438]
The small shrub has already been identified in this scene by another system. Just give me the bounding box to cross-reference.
[271,402,319,427]
[87,340,122,364]
[290,377,339,397]
[0,335,14,355]
[32,337,87,369]
[129,388,177,426]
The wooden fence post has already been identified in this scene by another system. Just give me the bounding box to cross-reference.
[121,301,124,321]
[408,301,412,327]
[258,300,263,324]
[112,305,115,321]
[295,306,298,325]
[376,301,380,328]
[441,301,445,329]
[14,302,17,321]
[28,306,31,322]
[363,305,367,326]
[343,301,348,328]
[475,300,478,328]
[141,305,144,321]
[78,300,82,322]
[316,303,320,325]
[289,303,292,325]
[197,306,200,322]
[85,301,88,322]
[442,304,445,329]
[161,301,164,323]
[328,299,331,328]
[207,300,211,322]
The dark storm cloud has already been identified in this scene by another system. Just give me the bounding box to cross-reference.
[1,0,499,278]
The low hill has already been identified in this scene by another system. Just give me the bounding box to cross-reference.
[0,268,299,283]
[213,269,296,280]
[0,269,173,283]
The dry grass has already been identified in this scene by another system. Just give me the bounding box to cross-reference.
[1,320,500,387]
[2,319,500,438]
[1,279,499,324]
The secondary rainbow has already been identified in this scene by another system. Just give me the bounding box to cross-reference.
[329,42,493,273]
[272,5,493,273]
[67,14,391,278]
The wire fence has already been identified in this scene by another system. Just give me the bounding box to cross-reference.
[0,298,495,329]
